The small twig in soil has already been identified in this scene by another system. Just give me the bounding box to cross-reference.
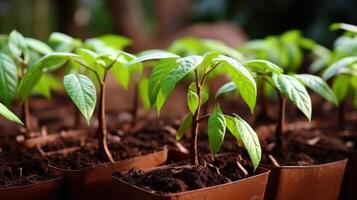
[269,154,281,167]
[236,161,248,176]
[36,146,46,156]
[18,168,22,177]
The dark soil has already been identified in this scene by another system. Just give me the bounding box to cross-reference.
[46,129,175,170]
[258,125,346,166]
[0,145,57,188]
[114,154,254,195]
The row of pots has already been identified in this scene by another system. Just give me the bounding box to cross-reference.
[0,139,350,200]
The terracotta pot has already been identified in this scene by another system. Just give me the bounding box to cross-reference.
[263,158,347,200]
[112,167,270,200]
[0,177,62,200]
[52,148,168,200]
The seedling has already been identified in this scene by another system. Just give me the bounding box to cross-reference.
[217,60,337,155]
[0,30,58,133]
[129,51,261,169]
[311,23,357,127]
[240,31,330,122]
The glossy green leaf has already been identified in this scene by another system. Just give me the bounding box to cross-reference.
[110,61,131,89]
[148,59,177,106]
[176,114,192,140]
[25,38,53,55]
[187,83,199,114]
[0,53,18,105]
[63,74,97,124]
[272,74,312,120]
[323,56,357,80]
[0,102,23,124]
[138,78,151,109]
[76,48,97,67]
[225,114,261,170]
[202,39,244,60]
[243,59,283,74]
[331,23,357,33]
[156,55,203,111]
[214,55,257,112]
[127,50,179,66]
[295,74,338,106]
[208,105,226,154]
[332,75,350,103]
[8,30,30,63]
[215,81,236,98]
[17,52,81,101]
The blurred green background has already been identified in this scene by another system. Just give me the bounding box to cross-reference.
[1,0,356,51]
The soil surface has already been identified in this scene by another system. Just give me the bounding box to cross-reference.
[258,124,346,166]
[46,129,175,170]
[114,154,254,194]
[0,144,57,188]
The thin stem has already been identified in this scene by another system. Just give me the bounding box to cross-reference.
[190,69,202,166]
[274,93,286,156]
[197,114,210,123]
[22,99,33,132]
[97,71,114,163]
[338,101,345,129]
[200,61,221,86]
[131,80,139,128]
[72,60,102,84]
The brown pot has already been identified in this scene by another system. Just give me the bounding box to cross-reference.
[263,159,347,200]
[52,148,168,200]
[112,167,270,200]
[0,177,62,200]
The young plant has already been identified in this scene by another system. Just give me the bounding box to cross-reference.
[240,31,330,122]
[129,51,261,169]
[322,56,357,127]
[217,60,337,155]
[0,30,56,132]
[310,23,357,127]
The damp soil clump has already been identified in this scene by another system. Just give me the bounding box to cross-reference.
[114,155,255,195]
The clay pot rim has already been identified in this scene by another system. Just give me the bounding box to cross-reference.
[112,165,270,197]
[49,147,168,172]
[0,176,62,191]
[261,158,348,169]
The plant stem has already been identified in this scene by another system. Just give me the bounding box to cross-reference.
[190,69,202,166]
[97,72,114,163]
[274,94,286,156]
[131,80,139,128]
[338,101,345,129]
[22,99,33,132]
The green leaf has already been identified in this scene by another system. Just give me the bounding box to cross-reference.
[25,38,53,55]
[63,74,97,124]
[0,53,18,105]
[202,39,244,60]
[8,30,30,63]
[0,102,23,124]
[76,48,97,67]
[214,55,257,112]
[244,59,283,74]
[127,50,179,66]
[272,74,312,120]
[17,52,81,101]
[330,23,357,33]
[323,56,357,80]
[208,105,226,154]
[187,83,199,114]
[295,74,338,106]
[156,55,203,111]
[138,78,151,109]
[332,75,350,103]
[148,59,177,106]
[176,114,192,140]
[97,34,132,50]
[110,62,131,89]
[215,81,236,98]
[225,114,261,170]
[33,74,62,98]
